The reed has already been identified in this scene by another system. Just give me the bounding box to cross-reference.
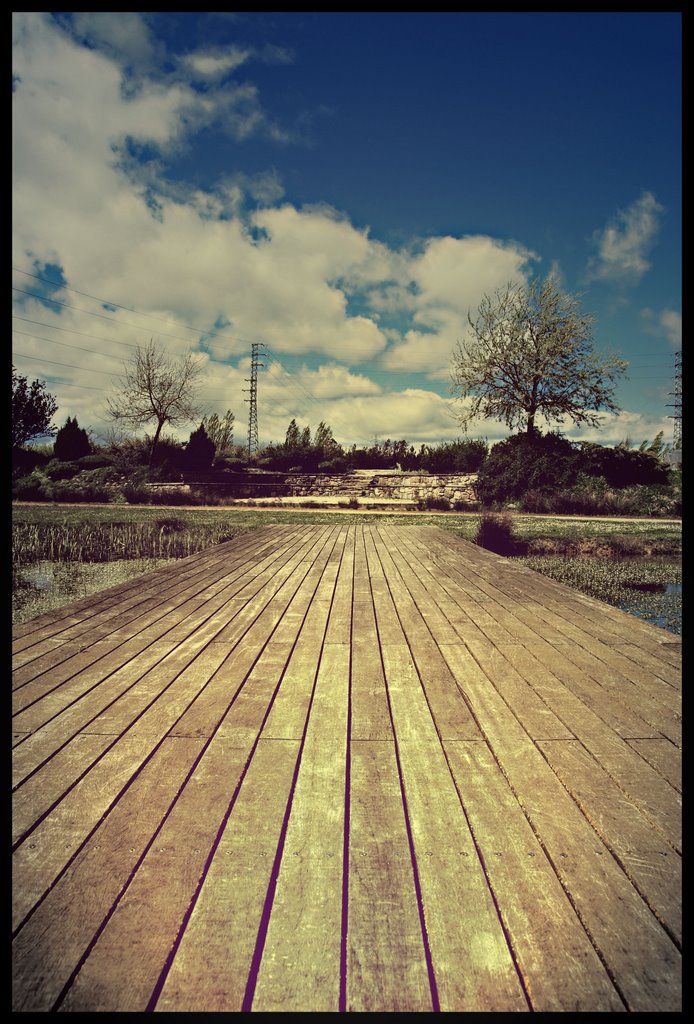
[12,519,246,567]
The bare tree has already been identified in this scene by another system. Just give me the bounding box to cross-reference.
[107,341,204,466]
[451,278,628,436]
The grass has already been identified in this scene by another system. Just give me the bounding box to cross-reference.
[12,503,682,633]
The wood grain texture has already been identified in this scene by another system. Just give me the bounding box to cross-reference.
[12,525,681,1012]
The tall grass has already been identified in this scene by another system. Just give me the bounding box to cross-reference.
[12,518,248,567]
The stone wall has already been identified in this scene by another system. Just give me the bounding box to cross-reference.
[148,470,478,504]
[285,471,478,503]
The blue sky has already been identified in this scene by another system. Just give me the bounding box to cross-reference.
[12,11,681,450]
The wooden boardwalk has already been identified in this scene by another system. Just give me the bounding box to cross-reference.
[12,524,681,1012]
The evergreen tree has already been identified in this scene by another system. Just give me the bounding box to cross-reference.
[54,416,91,461]
[284,419,301,450]
[184,423,216,471]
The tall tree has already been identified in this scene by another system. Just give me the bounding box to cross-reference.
[284,418,301,451]
[107,341,204,467]
[314,421,335,453]
[451,278,627,435]
[12,365,58,448]
[201,410,235,455]
[54,416,91,461]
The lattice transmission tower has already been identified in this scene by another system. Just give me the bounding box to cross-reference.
[243,343,265,459]
[667,350,682,449]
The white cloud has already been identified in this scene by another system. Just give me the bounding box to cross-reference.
[182,47,253,79]
[641,307,681,349]
[382,235,536,375]
[587,191,664,285]
[68,12,160,69]
[13,14,664,454]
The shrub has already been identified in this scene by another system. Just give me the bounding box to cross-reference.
[12,470,54,502]
[475,432,579,507]
[12,445,51,477]
[214,455,247,472]
[45,459,81,481]
[417,495,451,511]
[474,512,518,555]
[318,457,349,473]
[50,480,112,503]
[576,441,672,488]
[149,487,196,505]
[419,439,488,473]
[122,480,152,504]
[77,452,115,470]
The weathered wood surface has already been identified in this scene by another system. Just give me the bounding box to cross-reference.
[12,524,681,1012]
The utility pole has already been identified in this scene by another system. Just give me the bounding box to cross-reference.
[244,343,265,460]
[667,350,682,450]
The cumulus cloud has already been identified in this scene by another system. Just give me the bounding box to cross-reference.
[182,47,253,79]
[13,13,660,453]
[641,307,682,348]
[382,235,536,376]
[586,191,664,285]
[68,12,162,70]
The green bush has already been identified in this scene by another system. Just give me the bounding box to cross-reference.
[77,452,115,470]
[520,475,681,518]
[150,487,196,505]
[12,446,51,477]
[474,513,518,555]
[12,470,54,501]
[419,439,488,473]
[576,441,672,488]
[50,476,112,503]
[214,455,248,472]
[318,457,349,473]
[44,459,81,481]
[417,495,452,511]
[475,432,580,507]
[122,480,152,504]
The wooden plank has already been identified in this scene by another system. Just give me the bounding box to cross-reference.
[369,531,484,741]
[444,740,624,1011]
[440,640,681,1011]
[154,738,301,1012]
[346,739,433,1012]
[626,738,681,792]
[11,525,682,1013]
[57,734,255,1012]
[350,527,392,741]
[538,739,681,943]
[12,736,206,1012]
[381,643,528,1012]
[493,641,681,851]
[251,645,350,1012]
[12,640,180,790]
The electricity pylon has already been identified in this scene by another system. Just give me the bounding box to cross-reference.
[244,343,265,459]
[667,351,682,450]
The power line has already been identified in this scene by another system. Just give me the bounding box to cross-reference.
[12,268,249,351]
[12,286,211,349]
[13,315,141,350]
[12,351,118,376]
[12,329,126,362]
